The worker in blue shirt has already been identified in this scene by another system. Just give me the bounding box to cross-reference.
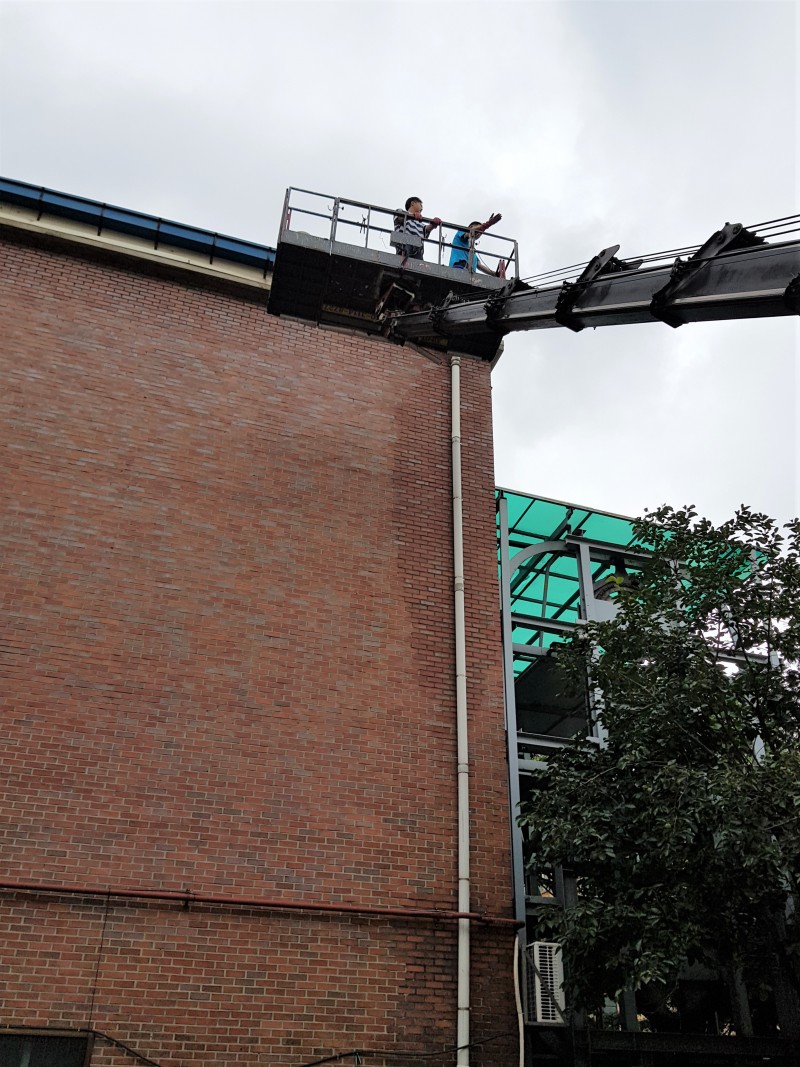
[449,212,503,273]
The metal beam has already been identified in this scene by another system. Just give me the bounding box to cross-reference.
[389,233,800,344]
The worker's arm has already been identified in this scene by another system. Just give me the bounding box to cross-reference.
[473,212,502,236]
[424,216,442,238]
[475,259,499,276]
[473,213,503,273]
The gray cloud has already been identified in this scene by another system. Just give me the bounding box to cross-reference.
[1,0,797,523]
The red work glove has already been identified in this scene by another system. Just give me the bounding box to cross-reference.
[486,212,502,228]
[431,217,442,228]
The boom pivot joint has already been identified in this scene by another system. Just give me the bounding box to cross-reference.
[651,222,765,327]
[554,244,642,332]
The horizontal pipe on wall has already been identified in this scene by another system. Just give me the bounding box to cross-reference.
[0,878,521,928]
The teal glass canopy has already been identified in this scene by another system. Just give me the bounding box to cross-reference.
[496,489,640,676]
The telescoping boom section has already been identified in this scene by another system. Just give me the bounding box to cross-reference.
[387,221,800,357]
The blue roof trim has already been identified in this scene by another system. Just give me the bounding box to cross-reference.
[0,177,276,274]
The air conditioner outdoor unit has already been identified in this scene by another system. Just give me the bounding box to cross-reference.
[526,941,566,1024]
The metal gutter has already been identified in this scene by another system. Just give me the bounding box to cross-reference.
[0,176,276,278]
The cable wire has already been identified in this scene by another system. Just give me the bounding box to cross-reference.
[746,213,800,230]
[747,225,800,240]
[519,222,800,288]
[92,1031,166,1067]
[295,1029,519,1067]
[87,892,111,1028]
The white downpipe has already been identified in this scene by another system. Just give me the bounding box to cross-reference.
[450,355,471,1066]
[513,933,525,1067]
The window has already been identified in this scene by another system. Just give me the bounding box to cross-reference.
[0,1032,90,1067]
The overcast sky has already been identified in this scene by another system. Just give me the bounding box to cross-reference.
[1,0,797,525]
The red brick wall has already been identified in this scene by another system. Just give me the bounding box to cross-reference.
[0,229,515,1066]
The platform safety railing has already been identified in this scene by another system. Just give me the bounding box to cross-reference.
[280,187,519,279]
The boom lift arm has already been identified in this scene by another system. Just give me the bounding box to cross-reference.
[387,223,800,350]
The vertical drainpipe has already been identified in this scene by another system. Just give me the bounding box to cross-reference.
[450,354,471,1065]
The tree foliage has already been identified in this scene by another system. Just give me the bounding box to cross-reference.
[519,505,800,1033]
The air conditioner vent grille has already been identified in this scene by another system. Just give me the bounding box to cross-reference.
[525,941,565,1024]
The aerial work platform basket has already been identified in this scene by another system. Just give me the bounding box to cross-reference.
[267,188,519,359]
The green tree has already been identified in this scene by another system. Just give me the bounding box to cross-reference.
[519,505,800,1035]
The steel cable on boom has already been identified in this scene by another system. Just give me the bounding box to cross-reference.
[520,242,704,286]
[747,224,800,240]
[746,213,800,232]
[518,218,800,289]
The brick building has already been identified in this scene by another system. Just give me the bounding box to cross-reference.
[0,182,519,1067]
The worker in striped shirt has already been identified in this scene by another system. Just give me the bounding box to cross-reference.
[392,197,441,260]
